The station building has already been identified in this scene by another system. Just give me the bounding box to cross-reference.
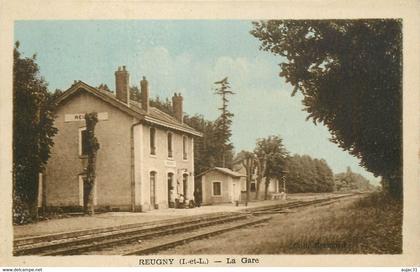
[43,66,202,212]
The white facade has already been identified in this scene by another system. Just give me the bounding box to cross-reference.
[134,124,195,210]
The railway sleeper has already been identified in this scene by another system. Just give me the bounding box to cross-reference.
[14,212,243,256]
[14,212,238,248]
[36,214,249,256]
[123,216,272,256]
[250,195,350,215]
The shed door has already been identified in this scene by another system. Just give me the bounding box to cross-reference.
[232,181,240,202]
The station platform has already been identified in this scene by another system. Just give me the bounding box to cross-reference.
[14,193,336,239]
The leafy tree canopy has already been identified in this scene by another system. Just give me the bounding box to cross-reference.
[184,114,234,174]
[285,154,335,193]
[335,167,377,192]
[254,135,289,179]
[150,96,174,116]
[97,83,112,93]
[13,41,58,223]
[251,20,402,197]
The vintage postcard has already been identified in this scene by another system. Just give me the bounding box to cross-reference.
[0,0,419,268]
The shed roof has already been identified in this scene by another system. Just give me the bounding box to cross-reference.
[55,81,203,137]
[196,167,245,178]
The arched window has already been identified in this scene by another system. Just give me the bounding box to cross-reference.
[167,172,174,207]
[150,171,157,206]
[150,127,156,155]
[182,136,188,160]
[167,132,173,158]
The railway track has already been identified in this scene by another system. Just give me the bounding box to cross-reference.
[14,212,248,256]
[247,193,356,215]
[14,193,356,256]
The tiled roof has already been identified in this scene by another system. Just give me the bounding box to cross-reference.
[129,100,200,135]
[55,80,202,137]
[196,167,245,178]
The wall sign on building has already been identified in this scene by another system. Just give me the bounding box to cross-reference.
[64,112,109,122]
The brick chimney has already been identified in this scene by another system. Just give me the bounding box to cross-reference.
[115,66,130,104]
[140,76,149,113]
[172,92,183,123]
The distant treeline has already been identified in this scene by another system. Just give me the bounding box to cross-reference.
[284,154,376,193]
[334,167,377,192]
[285,154,335,193]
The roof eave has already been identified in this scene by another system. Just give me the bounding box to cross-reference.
[144,116,203,137]
[55,81,144,120]
[55,81,202,137]
[196,168,244,178]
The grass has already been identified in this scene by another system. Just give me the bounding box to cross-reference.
[159,193,402,254]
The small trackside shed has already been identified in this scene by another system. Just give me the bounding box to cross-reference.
[196,167,245,205]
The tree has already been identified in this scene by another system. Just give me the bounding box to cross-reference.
[251,20,402,197]
[184,114,217,174]
[214,77,235,168]
[97,83,112,93]
[50,89,63,100]
[129,86,140,101]
[254,135,289,199]
[241,151,256,205]
[150,96,173,116]
[335,167,376,192]
[84,112,100,215]
[253,153,266,200]
[285,154,335,193]
[184,114,235,175]
[313,158,335,192]
[13,41,58,223]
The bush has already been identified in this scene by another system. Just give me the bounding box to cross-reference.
[13,194,33,225]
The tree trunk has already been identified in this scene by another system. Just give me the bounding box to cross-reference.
[84,112,99,216]
[83,191,88,214]
[41,172,47,216]
[29,198,38,221]
[222,147,225,168]
[87,155,96,215]
[28,171,39,221]
[254,156,266,200]
[241,153,257,206]
[255,177,261,200]
[264,177,270,200]
[88,185,95,215]
[245,171,250,206]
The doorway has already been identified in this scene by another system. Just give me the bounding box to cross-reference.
[150,171,157,209]
[167,173,174,208]
[83,177,89,211]
[182,174,188,199]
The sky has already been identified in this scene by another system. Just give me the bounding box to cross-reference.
[14,20,380,184]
